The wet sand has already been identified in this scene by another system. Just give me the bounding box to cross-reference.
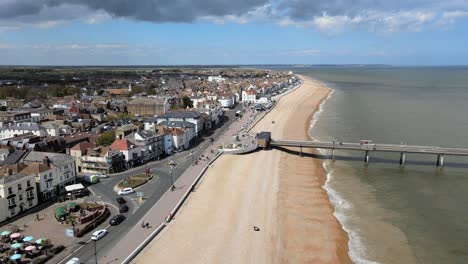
[135,75,351,263]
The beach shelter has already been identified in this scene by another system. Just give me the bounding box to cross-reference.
[25,245,35,251]
[10,254,21,261]
[1,230,11,236]
[10,233,21,239]
[35,238,46,244]
[23,236,33,242]
[55,206,68,219]
[67,202,78,209]
[11,243,23,249]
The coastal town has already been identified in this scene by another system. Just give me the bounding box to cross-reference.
[0,67,299,263]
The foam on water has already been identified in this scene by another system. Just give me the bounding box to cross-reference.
[308,85,379,264]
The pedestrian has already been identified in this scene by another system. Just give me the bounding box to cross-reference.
[141,221,145,228]
[146,222,150,228]
[36,214,40,221]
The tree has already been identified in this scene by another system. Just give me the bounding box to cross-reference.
[182,96,193,108]
[97,131,116,146]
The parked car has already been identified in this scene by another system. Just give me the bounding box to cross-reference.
[65,257,80,264]
[109,215,126,226]
[91,229,108,241]
[116,197,127,204]
[118,187,135,195]
[94,174,109,178]
[119,204,129,213]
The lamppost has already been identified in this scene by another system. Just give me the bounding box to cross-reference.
[190,151,194,163]
[94,240,98,264]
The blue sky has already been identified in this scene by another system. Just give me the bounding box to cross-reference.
[1,0,468,65]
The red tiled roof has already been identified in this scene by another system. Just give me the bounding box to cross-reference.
[245,89,257,95]
[110,138,130,151]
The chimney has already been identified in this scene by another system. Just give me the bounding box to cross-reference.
[43,156,50,167]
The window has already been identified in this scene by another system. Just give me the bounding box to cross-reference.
[28,200,33,207]
[27,180,31,187]
[10,207,15,215]
[8,197,15,206]
[19,194,23,201]
[7,187,12,195]
[60,176,63,181]
[27,190,33,199]
[49,173,52,178]
[17,184,22,191]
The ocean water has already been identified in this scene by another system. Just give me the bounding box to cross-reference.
[288,66,468,264]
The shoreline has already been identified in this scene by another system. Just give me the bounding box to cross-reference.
[135,75,351,263]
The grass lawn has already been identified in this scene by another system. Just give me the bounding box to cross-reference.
[117,174,152,189]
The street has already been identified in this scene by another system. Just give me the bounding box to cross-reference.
[55,104,242,264]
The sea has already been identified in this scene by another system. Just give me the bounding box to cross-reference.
[265,66,468,263]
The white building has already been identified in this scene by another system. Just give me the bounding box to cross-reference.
[217,94,235,109]
[0,164,38,222]
[208,76,225,83]
[21,152,77,202]
[110,138,144,168]
[242,89,257,104]
[256,97,271,105]
[0,123,47,140]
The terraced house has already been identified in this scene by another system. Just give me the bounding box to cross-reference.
[0,163,38,222]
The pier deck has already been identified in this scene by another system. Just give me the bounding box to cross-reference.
[269,139,468,166]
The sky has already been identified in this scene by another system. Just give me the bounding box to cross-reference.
[1,0,468,65]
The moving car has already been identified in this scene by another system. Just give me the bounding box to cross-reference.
[65,258,80,264]
[109,214,126,226]
[91,229,108,241]
[116,197,127,204]
[119,204,129,213]
[118,187,135,195]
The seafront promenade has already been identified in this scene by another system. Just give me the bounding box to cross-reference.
[99,108,257,263]
[135,76,351,264]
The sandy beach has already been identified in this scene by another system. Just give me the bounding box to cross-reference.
[135,75,351,263]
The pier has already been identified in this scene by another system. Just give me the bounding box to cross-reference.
[259,136,468,167]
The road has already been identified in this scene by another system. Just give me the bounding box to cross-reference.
[55,105,242,264]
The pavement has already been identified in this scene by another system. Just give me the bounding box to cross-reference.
[55,104,255,264]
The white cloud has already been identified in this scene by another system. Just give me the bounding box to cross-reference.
[279,49,322,56]
[280,10,437,35]
[438,10,468,26]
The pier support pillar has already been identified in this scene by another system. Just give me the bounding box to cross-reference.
[399,152,406,166]
[436,154,444,167]
[331,149,335,162]
[364,150,370,166]
[300,146,303,157]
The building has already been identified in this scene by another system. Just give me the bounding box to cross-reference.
[127,97,170,116]
[80,147,125,175]
[21,152,76,202]
[157,127,173,156]
[152,111,203,137]
[242,89,257,104]
[0,111,31,123]
[217,94,235,108]
[169,128,193,151]
[109,138,143,168]
[70,141,95,173]
[0,123,47,140]
[208,76,225,83]
[126,131,164,162]
[0,163,38,222]
[157,121,196,147]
